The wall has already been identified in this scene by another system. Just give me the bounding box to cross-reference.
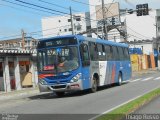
[125,10,157,41]
[41,13,89,38]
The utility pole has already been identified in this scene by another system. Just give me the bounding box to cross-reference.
[21,29,25,50]
[102,0,108,40]
[70,6,74,35]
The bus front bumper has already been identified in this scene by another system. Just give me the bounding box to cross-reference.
[38,80,83,92]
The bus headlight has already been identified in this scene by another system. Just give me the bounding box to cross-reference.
[39,78,47,85]
[70,73,82,83]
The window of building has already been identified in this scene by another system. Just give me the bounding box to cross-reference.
[64,29,67,32]
[68,19,71,22]
[69,28,72,31]
[86,26,91,30]
[76,17,81,21]
[77,26,81,31]
[97,27,102,32]
[58,20,61,22]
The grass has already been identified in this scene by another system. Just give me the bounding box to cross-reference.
[97,87,160,120]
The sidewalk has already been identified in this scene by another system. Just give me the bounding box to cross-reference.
[0,87,40,101]
[132,68,160,78]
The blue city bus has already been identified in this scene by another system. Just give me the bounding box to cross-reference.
[37,35,132,97]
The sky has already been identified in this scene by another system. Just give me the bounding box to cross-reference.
[0,0,160,40]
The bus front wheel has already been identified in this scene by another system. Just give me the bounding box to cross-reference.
[90,77,97,93]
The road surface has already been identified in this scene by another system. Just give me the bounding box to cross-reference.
[0,71,160,120]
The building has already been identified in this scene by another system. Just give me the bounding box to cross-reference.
[0,37,38,50]
[41,12,91,38]
[0,37,38,92]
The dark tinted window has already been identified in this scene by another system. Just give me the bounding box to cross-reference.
[80,44,90,66]
[112,46,119,60]
[97,44,106,61]
[118,47,124,60]
[123,48,130,60]
[89,42,98,61]
[105,45,113,60]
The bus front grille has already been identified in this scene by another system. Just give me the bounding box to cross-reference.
[51,85,66,89]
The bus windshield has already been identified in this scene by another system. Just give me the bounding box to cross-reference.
[37,46,79,73]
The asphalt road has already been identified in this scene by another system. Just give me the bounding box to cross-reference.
[0,71,160,120]
[134,96,160,114]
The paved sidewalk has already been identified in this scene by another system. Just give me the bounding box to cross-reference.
[132,69,159,78]
[0,87,40,101]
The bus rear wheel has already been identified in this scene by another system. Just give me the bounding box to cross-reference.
[90,77,97,93]
[55,92,65,97]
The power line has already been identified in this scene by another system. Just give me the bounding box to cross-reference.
[38,0,80,13]
[10,0,98,22]
[2,0,61,16]
[0,25,71,40]
[0,3,49,16]
[14,0,69,15]
[67,0,95,6]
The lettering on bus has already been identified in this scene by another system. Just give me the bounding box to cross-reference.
[39,38,77,48]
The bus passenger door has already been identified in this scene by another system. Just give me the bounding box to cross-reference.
[80,44,90,89]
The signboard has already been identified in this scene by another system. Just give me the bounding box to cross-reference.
[95,2,120,20]
[37,38,77,48]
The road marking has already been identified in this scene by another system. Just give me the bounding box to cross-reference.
[89,86,160,120]
[141,77,153,81]
[130,78,141,82]
[154,77,160,80]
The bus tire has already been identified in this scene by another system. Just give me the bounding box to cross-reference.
[55,92,65,97]
[90,77,97,93]
[117,73,122,86]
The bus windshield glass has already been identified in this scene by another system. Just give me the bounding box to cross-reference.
[37,46,79,73]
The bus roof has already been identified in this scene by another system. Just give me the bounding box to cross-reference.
[39,35,128,48]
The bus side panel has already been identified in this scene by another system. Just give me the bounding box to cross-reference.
[99,61,107,86]
[122,61,132,81]
[81,66,90,90]
[90,61,100,86]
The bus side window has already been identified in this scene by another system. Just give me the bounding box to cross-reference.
[112,46,119,61]
[89,42,98,61]
[97,44,106,61]
[123,48,130,60]
[105,45,112,61]
[118,47,124,60]
[80,44,90,66]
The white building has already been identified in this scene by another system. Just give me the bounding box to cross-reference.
[89,0,122,42]
[41,12,91,38]
[89,0,160,54]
